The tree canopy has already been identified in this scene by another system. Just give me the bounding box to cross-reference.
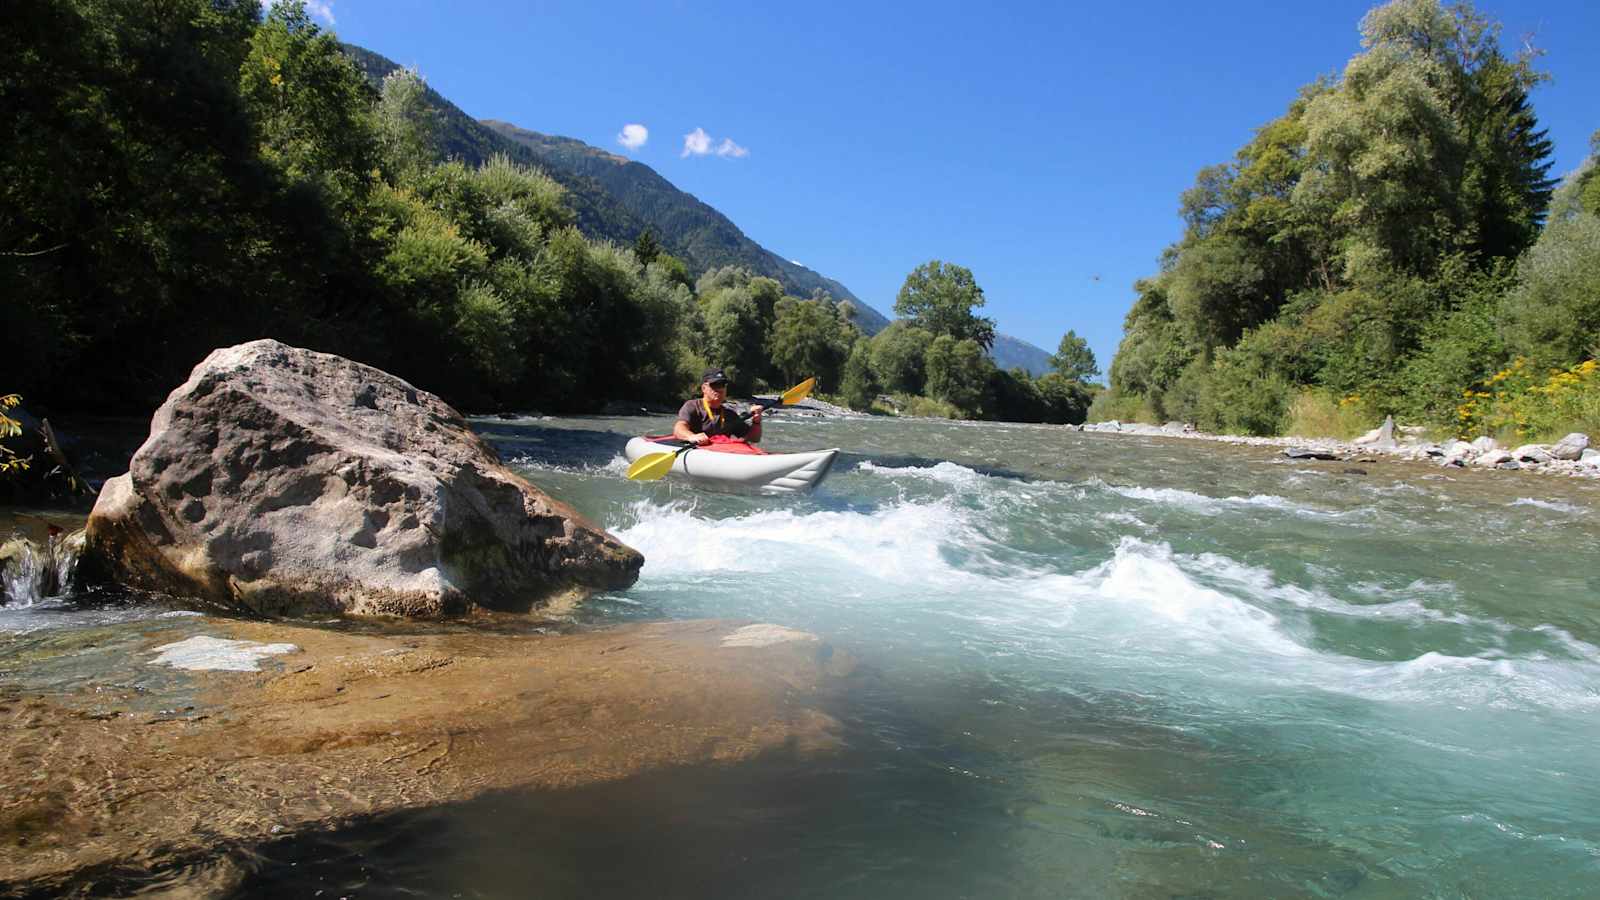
[1050,331,1100,383]
[893,261,997,350]
[1097,0,1573,436]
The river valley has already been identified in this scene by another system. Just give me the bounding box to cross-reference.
[4,412,1599,897]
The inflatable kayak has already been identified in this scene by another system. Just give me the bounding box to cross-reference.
[624,435,839,494]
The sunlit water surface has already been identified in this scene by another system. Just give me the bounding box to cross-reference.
[6,413,1600,897]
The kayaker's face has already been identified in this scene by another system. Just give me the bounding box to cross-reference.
[701,379,729,408]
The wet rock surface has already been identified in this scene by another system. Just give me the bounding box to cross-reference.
[0,617,855,892]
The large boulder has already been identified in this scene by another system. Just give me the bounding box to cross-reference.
[84,340,642,616]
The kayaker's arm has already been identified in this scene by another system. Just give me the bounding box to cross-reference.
[745,406,763,443]
[673,418,710,444]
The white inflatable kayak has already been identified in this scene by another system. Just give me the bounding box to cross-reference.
[624,436,840,494]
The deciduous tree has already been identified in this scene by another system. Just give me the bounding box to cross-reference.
[894,261,997,350]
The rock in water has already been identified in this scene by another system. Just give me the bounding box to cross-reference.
[1283,447,1339,461]
[84,340,642,616]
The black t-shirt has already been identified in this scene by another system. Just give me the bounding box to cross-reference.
[677,398,751,438]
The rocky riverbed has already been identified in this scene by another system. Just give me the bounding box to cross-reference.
[1,614,855,893]
[1077,418,1600,479]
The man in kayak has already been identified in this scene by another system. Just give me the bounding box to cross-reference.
[674,368,763,446]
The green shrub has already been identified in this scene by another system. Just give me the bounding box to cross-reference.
[1459,358,1600,442]
[1,394,28,477]
[897,394,964,419]
[1086,388,1152,424]
[1285,390,1378,439]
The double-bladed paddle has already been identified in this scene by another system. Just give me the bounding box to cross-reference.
[625,377,817,482]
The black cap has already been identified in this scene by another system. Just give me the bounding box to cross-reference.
[701,368,728,384]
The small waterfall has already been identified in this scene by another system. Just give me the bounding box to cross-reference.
[0,528,85,607]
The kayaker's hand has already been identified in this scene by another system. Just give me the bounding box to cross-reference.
[749,404,765,421]
[691,432,710,445]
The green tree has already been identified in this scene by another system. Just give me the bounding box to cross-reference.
[1035,372,1094,424]
[768,296,851,388]
[240,0,381,207]
[1501,174,1600,368]
[1294,0,1552,279]
[924,335,991,415]
[375,66,441,180]
[838,340,878,411]
[633,229,661,266]
[894,261,997,349]
[868,321,932,394]
[1050,329,1101,382]
[1579,131,1600,215]
[703,291,766,387]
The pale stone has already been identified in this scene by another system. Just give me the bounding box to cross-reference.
[1471,436,1499,453]
[1550,433,1590,461]
[150,635,298,671]
[1355,416,1397,449]
[1512,444,1554,464]
[1442,441,1476,467]
[85,340,642,616]
[721,624,820,648]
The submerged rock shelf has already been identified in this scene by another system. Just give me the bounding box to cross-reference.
[0,617,856,892]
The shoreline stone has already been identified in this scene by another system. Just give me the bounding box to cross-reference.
[1077,421,1598,480]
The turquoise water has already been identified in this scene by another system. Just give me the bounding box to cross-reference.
[7,412,1600,896]
[476,413,1600,898]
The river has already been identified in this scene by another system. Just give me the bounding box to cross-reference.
[5,412,1600,897]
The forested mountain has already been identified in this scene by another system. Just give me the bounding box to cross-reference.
[341,46,885,330]
[990,335,1053,376]
[0,0,1070,434]
[342,45,1057,373]
[481,121,887,331]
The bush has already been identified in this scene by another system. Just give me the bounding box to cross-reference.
[894,394,965,419]
[1399,286,1508,423]
[1500,183,1600,369]
[1,394,29,477]
[1457,358,1600,442]
[1087,388,1154,424]
[1285,390,1379,439]
[1171,349,1292,435]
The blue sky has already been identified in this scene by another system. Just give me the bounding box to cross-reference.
[309,0,1598,371]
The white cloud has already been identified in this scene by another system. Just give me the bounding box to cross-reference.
[682,127,713,157]
[265,0,335,24]
[682,128,748,160]
[617,123,648,151]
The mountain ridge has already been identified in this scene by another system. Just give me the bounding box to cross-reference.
[342,44,1051,376]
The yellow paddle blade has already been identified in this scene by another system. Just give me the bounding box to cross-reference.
[626,449,681,481]
[780,377,816,406]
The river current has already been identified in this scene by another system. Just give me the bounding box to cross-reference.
[6,412,1600,897]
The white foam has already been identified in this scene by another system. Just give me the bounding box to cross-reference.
[1100,482,1325,517]
[1511,497,1584,514]
[606,488,1600,716]
[611,496,979,587]
[857,459,988,490]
